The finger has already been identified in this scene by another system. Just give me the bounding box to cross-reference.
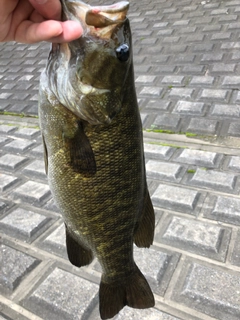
[15,20,82,43]
[28,0,61,20]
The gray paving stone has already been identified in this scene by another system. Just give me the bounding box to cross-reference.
[0,154,28,171]
[0,208,51,242]
[31,144,44,157]
[155,215,230,261]
[186,118,219,134]
[145,100,171,110]
[139,86,163,96]
[135,75,156,83]
[201,52,224,62]
[189,76,214,86]
[222,76,240,88]
[169,88,194,99]
[189,168,237,192]
[228,156,240,170]
[161,76,185,86]
[24,268,98,320]
[134,247,180,296]
[172,261,240,320]
[212,63,236,73]
[41,223,67,258]
[0,173,19,192]
[204,195,240,226]
[152,114,181,131]
[181,65,205,74]
[230,229,240,266]
[146,160,184,182]
[144,144,174,160]
[173,101,205,115]
[14,128,40,139]
[3,139,35,153]
[228,122,240,137]
[152,184,200,214]
[175,149,220,167]
[13,181,51,206]
[22,160,46,179]
[0,244,39,295]
[211,104,240,117]
[0,125,17,134]
[115,307,181,320]
[200,89,229,101]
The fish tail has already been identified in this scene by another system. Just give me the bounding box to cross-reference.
[99,264,154,319]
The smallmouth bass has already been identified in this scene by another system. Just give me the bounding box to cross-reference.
[39,1,155,318]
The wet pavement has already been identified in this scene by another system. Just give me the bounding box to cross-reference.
[1,0,240,319]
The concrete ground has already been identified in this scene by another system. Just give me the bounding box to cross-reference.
[1,0,240,319]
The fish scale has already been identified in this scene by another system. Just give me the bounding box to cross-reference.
[39,1,155,319]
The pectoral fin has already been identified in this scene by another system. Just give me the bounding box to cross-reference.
[63,121,96,176]
[42,134,48,175]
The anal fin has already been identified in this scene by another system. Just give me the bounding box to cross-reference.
[65,225,94,267]
[134,189,155,248]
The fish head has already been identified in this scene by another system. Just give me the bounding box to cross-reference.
[51,1,132,125]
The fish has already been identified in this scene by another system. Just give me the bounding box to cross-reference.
[38,0,155,318]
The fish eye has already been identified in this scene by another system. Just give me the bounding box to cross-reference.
[116,44,129,62]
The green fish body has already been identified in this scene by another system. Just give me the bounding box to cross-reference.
[39,1,155,318]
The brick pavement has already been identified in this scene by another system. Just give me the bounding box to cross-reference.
[1,0,240,319]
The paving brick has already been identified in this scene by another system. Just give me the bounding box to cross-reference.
[135,75,156,83]
[139,86,163,96]
[211,104,240,117]
[146,160,184,182]
[201,52,224,62]
[174,54,195,64]
[200,89,229,101]
[0,244,39,295]
[31,144,44,157]
[169,88,194,99]
[202,25,222,32]
[14,128,40,139]
[0,154,28,171]
[172,261,240,320]
[144,144,174,160]
[152,184,200,214]
[41,223,67,258]
[3,139,35,153]
[0,125,17,134]
[211,32,232,41]
[205,195,240,226]
[161,76,185,86]
[145,99,171,110]
[0,208,50,242]
[156,215,230,261]
[189,76,214,86]
[22,160,46,179]
[134,247,180,296]
[228,122,240,137]
[25,268,98,320]
[175,149,220,167]
[230,229,240,267]
[13,181,51,206]
[115,307,181,320]
[189,168,237,192]
[173,100,205,115]
[192,43,214,52]
[222,76,240,87]
[0,174,19,192]
[228,22,240,30]
[221,41,240,49]
[181,65,205,74]
[186,118,219,134]
[152,114,181,131]
[228,156,240,171]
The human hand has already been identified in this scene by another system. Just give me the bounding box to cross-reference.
[0,0,83,43]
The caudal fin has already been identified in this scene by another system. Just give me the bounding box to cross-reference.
[99,264,154,319]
